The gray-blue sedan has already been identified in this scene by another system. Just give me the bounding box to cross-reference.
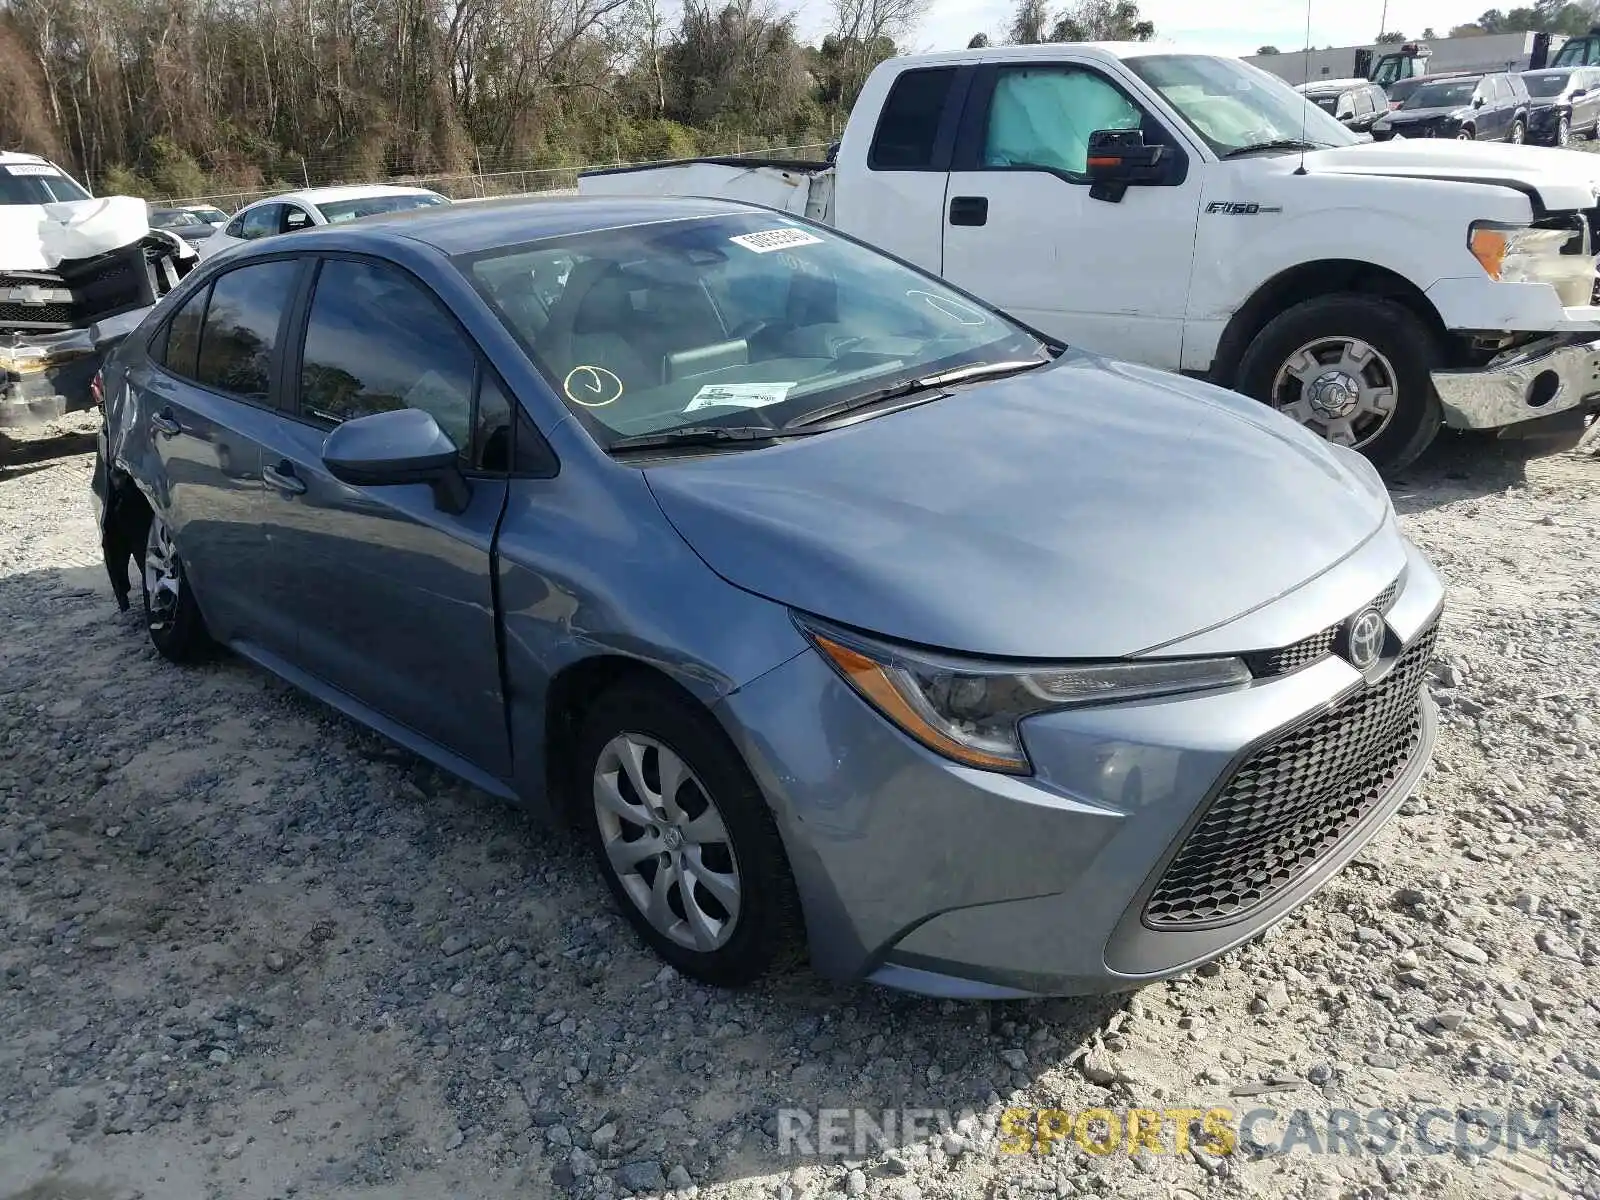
[92,196,1443,999]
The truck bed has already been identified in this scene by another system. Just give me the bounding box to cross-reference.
[579,157,835,223]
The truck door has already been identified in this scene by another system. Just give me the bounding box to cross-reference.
[832,65,972,275]
[939,59,1202,370]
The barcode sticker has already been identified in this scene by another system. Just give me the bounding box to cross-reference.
[0,163,59,177]
[684,382,795,412]
[729,228,823,253]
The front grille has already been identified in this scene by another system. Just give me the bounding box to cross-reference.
[1144,619,1437,930]
[0,245,153,334]
[1245,576,1401,678]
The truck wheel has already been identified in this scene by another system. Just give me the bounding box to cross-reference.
[140,510,212,662]
[577,678,802,987]
[1236,295,1442,474]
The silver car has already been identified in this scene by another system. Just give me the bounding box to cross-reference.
[93,196,1442,998]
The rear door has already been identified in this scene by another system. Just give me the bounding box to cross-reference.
[250,254,514,779]
[836,64,972,274]
[940,56,1201,369]
[135,258,306,646]
[1581,71,1600,131]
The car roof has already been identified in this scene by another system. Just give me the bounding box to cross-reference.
[1524,67,1579,76]
[240,184,445,211]
[222,194,767,258]
[882,42,1223,70]
[1301,78,1371,93]
[0,151,53,167]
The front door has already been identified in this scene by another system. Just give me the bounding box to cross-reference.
[940,59,1201,371]
[252,255,513,779]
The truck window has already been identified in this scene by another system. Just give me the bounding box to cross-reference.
[982,66,1141,177]
[870,68,956,170]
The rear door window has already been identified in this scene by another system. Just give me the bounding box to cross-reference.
[192,260,301,401]
[160,286,210,380]
[870,68,957,170]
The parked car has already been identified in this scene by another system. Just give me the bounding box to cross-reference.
[1371,71,1531,141]
[1521,66,1600,144]
[147,207,218,244]
[584,47,1600,474]
[93,196,1444,998]
[1296,79,1389,132]
[198,185,449,258]
[177,204,229,228]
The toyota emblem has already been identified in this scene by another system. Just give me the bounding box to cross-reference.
[1343,608,1386,671]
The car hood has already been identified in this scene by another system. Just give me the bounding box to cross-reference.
[643,355,1389,659]
[1305,138,1600,209]
[0,195,150,271]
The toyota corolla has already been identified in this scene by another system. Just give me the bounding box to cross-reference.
[92,196,1442,998]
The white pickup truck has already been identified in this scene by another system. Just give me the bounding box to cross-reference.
[580,43,1600,470]
[2,151,196,429]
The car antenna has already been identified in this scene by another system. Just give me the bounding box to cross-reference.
[1296,0,1313,174]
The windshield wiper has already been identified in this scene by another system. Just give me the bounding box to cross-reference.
[607,424,785,453]
[1223,139,1330,158]
[782,358,1049,431]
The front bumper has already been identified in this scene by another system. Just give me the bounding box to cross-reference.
[1431,333,1600,431]
[718,540,1444,999]
[0,329,99,425]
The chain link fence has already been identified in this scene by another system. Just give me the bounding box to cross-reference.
[151,141,834,213]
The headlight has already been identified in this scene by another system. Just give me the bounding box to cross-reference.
[796,616,1251,774]
[1470,222,1592,304]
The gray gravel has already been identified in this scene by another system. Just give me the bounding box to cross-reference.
[1,416,1597,1200]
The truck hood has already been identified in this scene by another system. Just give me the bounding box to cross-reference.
[1305,139,1600,210]
[0,195,150,271]
[643,355,1389,659]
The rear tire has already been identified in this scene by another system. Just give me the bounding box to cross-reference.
[139,509,212,663]
[1235,294,1443,475]
[576,678,802,986]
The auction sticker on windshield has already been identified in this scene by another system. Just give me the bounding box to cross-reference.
[684,382,795,412]
[1,164,57,176]
[730,228,824,253]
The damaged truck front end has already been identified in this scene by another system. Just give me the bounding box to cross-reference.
[1,156,197,430]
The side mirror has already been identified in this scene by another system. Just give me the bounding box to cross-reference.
[1086,129,1169,204]
[1573,87,1589,98]
[1473,96,1486,107]
[321,407,471,514]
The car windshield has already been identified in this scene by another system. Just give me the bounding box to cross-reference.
[1404,79,1479,108]
[313,193,449,224]
[465,213,1050,448]
[0,163,91,204]
[1386,78,1423,102]
[1124,54,1358,154]
[1523,73,1572,98]
[150,210,204,228]
[190,206,228,224]
[1308,93,1342,113]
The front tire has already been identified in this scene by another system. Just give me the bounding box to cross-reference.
[1235,295,1443,475]
[140,510,212,662]
[577,679,802,986]
[1457,126,1475,140]
[1509,119,1527,144]
[1557,114,1572,146]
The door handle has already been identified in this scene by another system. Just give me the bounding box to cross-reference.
[263,461,307,496]
[948,196,989,226]
[150,410,182,437]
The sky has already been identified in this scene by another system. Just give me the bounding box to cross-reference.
[873,0,1486,56]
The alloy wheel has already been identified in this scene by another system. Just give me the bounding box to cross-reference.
[144,515,182,632]
[592,733,742,952]
[1559,115,1572,146]
[1270,336,1400,449]
[1511,121,1526,144]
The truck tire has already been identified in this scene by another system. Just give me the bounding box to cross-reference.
[1235,294,1442,475]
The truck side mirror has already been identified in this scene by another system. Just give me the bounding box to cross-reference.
[1473,95,1486,107]
[1086,129,1169,204]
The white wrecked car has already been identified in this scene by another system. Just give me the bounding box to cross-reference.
[1,152,197,426]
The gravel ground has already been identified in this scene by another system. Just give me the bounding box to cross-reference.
[1,416,1598,1200]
